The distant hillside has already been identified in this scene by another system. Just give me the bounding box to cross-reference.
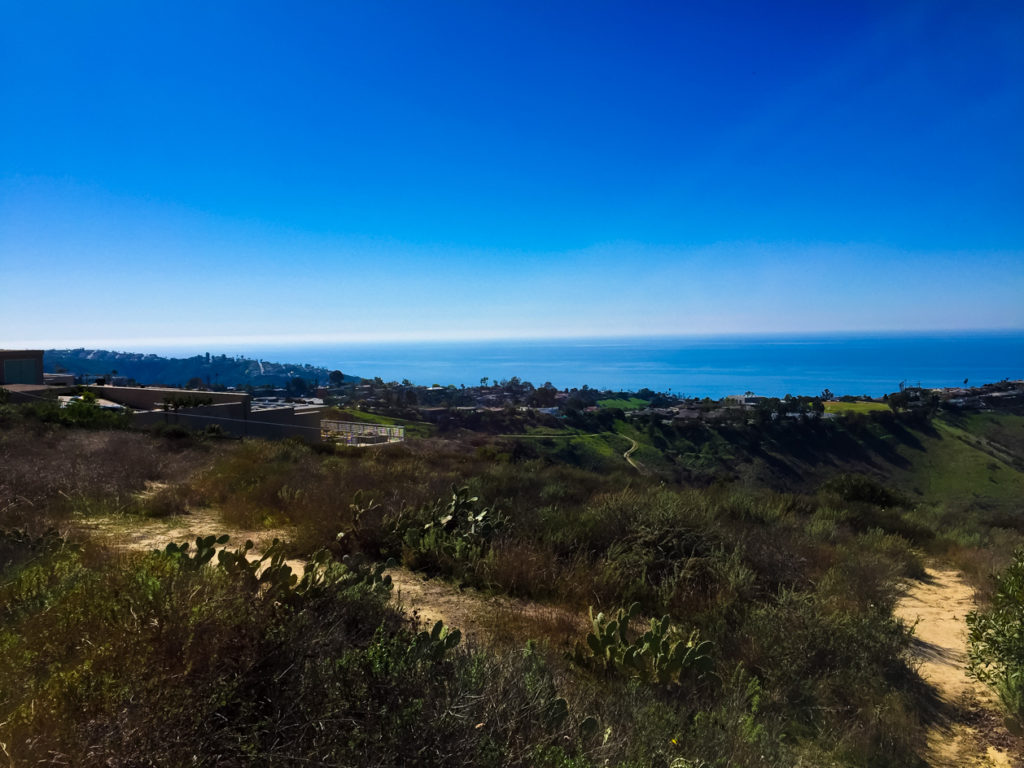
[621,408,1024,512]
[44,349,357,389]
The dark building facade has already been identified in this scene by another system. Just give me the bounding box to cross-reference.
[0,350,44,385]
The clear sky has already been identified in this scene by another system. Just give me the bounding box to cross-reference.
[2,1,1023,349]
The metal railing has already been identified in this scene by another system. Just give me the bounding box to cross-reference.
[321,419,404,444]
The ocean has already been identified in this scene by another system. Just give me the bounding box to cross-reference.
[152,331,1024,400]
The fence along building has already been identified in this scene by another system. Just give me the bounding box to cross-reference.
[321,419,404,445]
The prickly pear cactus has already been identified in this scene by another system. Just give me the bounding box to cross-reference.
[412,620,462,663]
[570,602,713,686]
[156,533,229,571]
[422,485,505,543]
[157,533,396,607]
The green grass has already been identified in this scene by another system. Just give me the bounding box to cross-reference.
[596,397,649,410]
[891,414,1024,508]
[571,432,621,459]
[964,412,1024,462]
[493,431,629,473]
[824,401,888,414]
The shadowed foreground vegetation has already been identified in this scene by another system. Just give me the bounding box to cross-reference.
[2,398,1023,766]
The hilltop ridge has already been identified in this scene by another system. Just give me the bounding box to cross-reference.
[43,348,355,389]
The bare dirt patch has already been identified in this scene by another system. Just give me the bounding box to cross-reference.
[897,567,1023,767]
[75,505,293,554]
[389,568,585,646]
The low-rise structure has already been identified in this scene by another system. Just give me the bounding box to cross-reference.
[0,349,44,385]
[90,385,324,441]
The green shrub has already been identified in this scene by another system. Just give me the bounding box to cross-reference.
[821,474,909,508]
[143,482,205,517]
[968,548,1024,729]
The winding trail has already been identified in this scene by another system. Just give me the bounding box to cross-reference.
[622,436,645,474]
[896,567,1020,767]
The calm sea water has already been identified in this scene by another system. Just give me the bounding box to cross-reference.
[151,332,1024,399]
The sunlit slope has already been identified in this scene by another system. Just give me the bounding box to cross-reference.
[889,413,1024,509]
[600,410,1024,506]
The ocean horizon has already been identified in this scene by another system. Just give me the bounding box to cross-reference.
[136,331,1024,400]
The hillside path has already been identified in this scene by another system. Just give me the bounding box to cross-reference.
[896,567,1020,768]
[75,505,584,646]
[622,436,645,473]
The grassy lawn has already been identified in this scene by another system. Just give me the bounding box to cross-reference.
[597,397,649,410]
[824,400,888,414]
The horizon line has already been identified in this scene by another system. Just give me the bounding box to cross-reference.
[7,326,1024,354]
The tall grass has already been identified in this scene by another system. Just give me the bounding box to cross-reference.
[0,423,216,530]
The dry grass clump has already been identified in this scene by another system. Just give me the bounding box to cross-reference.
[0,425,217,530]
[474,600,587,651]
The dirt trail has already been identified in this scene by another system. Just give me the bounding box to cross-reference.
[897,567,1020,767]
[76,506,584,646]
[622,436,646,474]
[77,507,292,553]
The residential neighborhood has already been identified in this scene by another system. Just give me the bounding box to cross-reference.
[5,348,1022,446]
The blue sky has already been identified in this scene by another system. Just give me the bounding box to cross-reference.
[2,1,1022,348]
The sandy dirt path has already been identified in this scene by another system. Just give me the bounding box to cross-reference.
[75,506,585,647]
[76,507,292,553]
[896,567,1021,768]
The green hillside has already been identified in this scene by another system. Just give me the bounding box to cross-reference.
[595,409,1024,511]
[889,413,1024,507]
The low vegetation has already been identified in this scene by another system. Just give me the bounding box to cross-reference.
[968,549,1024,730]
[1,393,1022,766]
